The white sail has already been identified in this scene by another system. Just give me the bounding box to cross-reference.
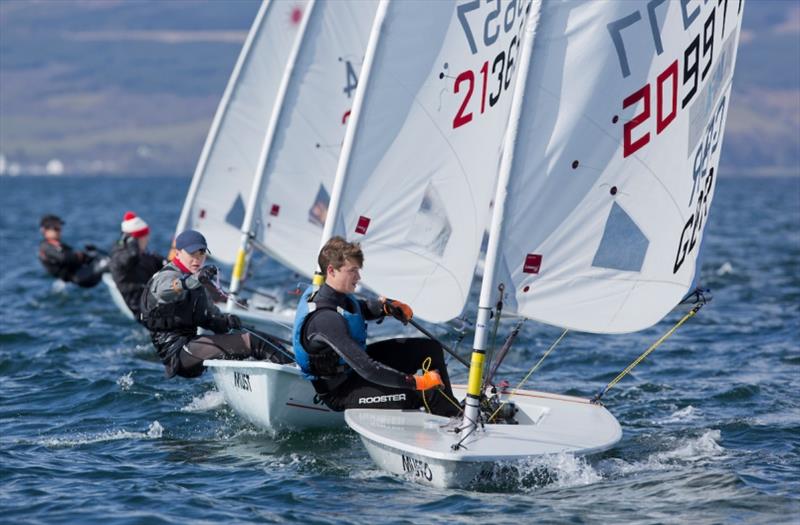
[494,0,745,333]
[250,0,378,277]
[329,0,534,322]
[177,0,311,265]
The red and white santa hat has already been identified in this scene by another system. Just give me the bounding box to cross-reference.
[121,211,150,238]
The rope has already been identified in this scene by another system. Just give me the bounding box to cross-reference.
[243,327,296,362]
[488,328,569,422]
[591,303,704,404]
[420,357,432,414]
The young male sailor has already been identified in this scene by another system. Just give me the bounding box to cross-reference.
[140,229,291,379]
[109,211,167,320]
[38,214,109,288]
[293,237,459,417]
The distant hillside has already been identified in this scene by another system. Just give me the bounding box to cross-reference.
[0,0,798,176]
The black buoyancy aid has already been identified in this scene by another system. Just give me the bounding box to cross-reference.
[139,265,210,334]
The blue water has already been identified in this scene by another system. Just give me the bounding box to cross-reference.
[1,175,798,524]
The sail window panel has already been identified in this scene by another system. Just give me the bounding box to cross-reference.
[591,202,649,272]
[225,194,246,230]
[405,182,452,258]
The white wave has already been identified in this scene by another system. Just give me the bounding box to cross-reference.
[181,389,226,412]
[117,371,134,391]
[51,279,68,293]
[751,408,800,427]
[598,429,725,478]
[476,452,603,490]
[656,429,725,462]
[716,262,734,275]
[36,420,163,447]
[656,405,699,424]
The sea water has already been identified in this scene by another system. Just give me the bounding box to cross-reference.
[0,176,798,524]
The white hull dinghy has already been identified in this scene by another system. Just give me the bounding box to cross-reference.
[205,359,342,431]
[318,0,744,489]
[102,273,135,321]
[345,387,621,489]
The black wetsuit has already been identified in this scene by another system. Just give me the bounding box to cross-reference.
[109,236,166,319]
[140,262,291,379]
[38,239,107,288]
[301,284,459,417]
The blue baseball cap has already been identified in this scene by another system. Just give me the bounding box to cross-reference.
[175,229,209,253]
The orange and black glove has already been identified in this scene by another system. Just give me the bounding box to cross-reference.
[413,370,443,391]
[383,299,413,325]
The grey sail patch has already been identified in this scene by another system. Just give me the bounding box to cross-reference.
[226,194,246,229]
[592,202,649,272]
[405,182,451,258]
[308,184,330,228]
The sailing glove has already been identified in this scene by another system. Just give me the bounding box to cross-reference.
[383,299,413,324]
[413,370,443,391]
[197,265,218,285]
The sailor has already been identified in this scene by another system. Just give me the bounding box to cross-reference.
[293,236,459,417]
[140,229,291,379]
[109,211,167,320]
[38,214,109,288]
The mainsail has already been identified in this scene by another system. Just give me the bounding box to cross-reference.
[247,0,377,277]
[343,0,746,489]
[326,0,534,322]
[176,0,310,265]
[492,0,744,333]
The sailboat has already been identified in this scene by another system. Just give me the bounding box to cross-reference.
[201,0,379,430]
[340,0,745,488]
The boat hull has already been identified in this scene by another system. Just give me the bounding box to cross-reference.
[345,388,622,488]
[206,359,343,431]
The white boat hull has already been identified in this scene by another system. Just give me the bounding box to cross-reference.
[345,388,622,488]
[102,274,135,321]
[206,359,343,431]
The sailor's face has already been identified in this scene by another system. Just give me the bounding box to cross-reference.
[178,248,207,273]
[42,225,62,241]
[328,259,361,294]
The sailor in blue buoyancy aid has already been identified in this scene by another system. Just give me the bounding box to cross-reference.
[292,236,459,417]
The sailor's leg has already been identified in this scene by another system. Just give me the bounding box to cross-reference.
[367,338,455,392]
[322,374,419,412]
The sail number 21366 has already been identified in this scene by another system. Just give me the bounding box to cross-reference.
[451,0,532,129]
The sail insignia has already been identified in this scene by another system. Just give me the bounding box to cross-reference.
[308,184,330,228]
[591,202,649,272]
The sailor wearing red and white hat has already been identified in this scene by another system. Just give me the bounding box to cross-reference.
[109,211,166,319]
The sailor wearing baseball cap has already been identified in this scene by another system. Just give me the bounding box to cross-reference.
[139,229,290,379]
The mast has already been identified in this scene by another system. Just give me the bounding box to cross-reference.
[176,0,272,237]
[462,1,542,429]
[226,0,317,308]
[312,0,390,288]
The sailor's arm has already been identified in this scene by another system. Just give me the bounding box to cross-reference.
[306,311,415,390]
[149,268,202,304]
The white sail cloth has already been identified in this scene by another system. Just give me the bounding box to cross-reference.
[177,1,310,264]
[330,0,533,322]
[493,0,744,333]
[253,1,377,277]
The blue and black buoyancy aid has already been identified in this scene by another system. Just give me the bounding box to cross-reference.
[292,285,367,380]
